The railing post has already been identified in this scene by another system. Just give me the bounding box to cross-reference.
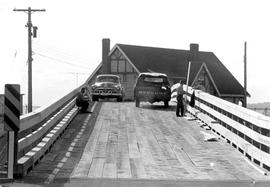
[7,131,14,179]
[264,108,268,116]
[4,84,21,179]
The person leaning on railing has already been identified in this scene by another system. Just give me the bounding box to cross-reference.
[176,81,185,117]
[76,87,90,113]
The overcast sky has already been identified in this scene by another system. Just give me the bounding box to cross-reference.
[0,0,269,107]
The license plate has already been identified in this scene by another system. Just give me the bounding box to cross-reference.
[139,91,162,95]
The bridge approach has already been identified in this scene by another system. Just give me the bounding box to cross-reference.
[0,84,270,187]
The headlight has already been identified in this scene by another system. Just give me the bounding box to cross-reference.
[91,85,97,90]
[115,85,121,90]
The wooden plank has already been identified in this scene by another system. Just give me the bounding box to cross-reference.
[72,102,270,181]
[181,133,198,146]
[18,101,74,153]
[71,112,104,177]
[102,163,117,178]
[17,108,78,176]
[130,158,147,178]
[87,158,105,177]
[117,157,131,178]
[105,123,117,164]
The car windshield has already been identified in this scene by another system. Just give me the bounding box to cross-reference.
[97,76,119,83]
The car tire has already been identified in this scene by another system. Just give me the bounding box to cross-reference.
[135,98,140,107]
[92,96,98,101]
[117,97,123,102]
[164,100,169,108]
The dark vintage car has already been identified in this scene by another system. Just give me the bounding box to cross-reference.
[91,74,124,102]
[134,72,171,107]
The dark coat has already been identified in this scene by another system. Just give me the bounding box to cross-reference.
[190,91,195,107]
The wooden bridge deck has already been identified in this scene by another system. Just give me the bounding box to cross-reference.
[19,102,270,185]
[71,102,269,180]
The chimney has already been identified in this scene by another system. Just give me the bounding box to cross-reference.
[189,43,199,61]
[102,38,110,74]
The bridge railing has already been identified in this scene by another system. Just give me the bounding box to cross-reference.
[15,84,86,176]
[248,107,270,116]
[171,83,270,171]
[0,95,4,136]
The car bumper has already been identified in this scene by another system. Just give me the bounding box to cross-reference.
[136,91,171,101]
[92,92,122,96]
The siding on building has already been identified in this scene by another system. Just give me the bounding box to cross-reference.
[110,48,138,100]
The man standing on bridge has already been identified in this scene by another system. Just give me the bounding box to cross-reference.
[76,87,90,113]
[176,81,185,117]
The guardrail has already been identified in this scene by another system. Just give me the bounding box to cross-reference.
[14,84,86,176]
[248,107,270,116]
[171,83,270,172]
[0,95,4,136]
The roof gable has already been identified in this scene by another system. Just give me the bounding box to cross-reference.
[117,43,246,96]
[110,45,140,74]
[191,62,221,96]
[117,44,189,78]
[199,52,247,96]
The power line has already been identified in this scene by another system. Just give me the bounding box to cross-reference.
[66,72,90,75]
[33,52,90,69]
[66,72,90,86]
[33,41,91,63]
[244,42,247,108]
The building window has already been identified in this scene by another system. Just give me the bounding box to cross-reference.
[193,67,216,95]
[118,60,125,72]
[119,54,125,60]
[126,62,133,72]
[111,54,117,59]
[110,48,136,73]
[114,48,121,58]
[111,60,117,72]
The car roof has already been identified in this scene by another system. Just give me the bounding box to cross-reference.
[138,72,168,78]
[97,74,120,78]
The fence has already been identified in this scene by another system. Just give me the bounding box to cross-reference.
[0,95,4,136]
[16,83,88,176]
[171,83,270,171]
[248,108,270,116]
[0,82,90,177]
[21,105,41,115]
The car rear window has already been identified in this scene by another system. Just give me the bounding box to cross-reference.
[143,77,164,83]
[137,76,169,86]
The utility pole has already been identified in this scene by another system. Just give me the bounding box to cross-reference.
[13,7,45,113]
[67,72,89,87]
[244,41,247,108]
[185,61,191,101]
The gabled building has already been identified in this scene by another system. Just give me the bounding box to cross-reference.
[86,38,248,104]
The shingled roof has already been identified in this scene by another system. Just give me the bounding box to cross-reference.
[116,44,246,97]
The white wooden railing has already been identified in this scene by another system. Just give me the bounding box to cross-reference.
[171,83,270,171]
[15,84,87,176]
